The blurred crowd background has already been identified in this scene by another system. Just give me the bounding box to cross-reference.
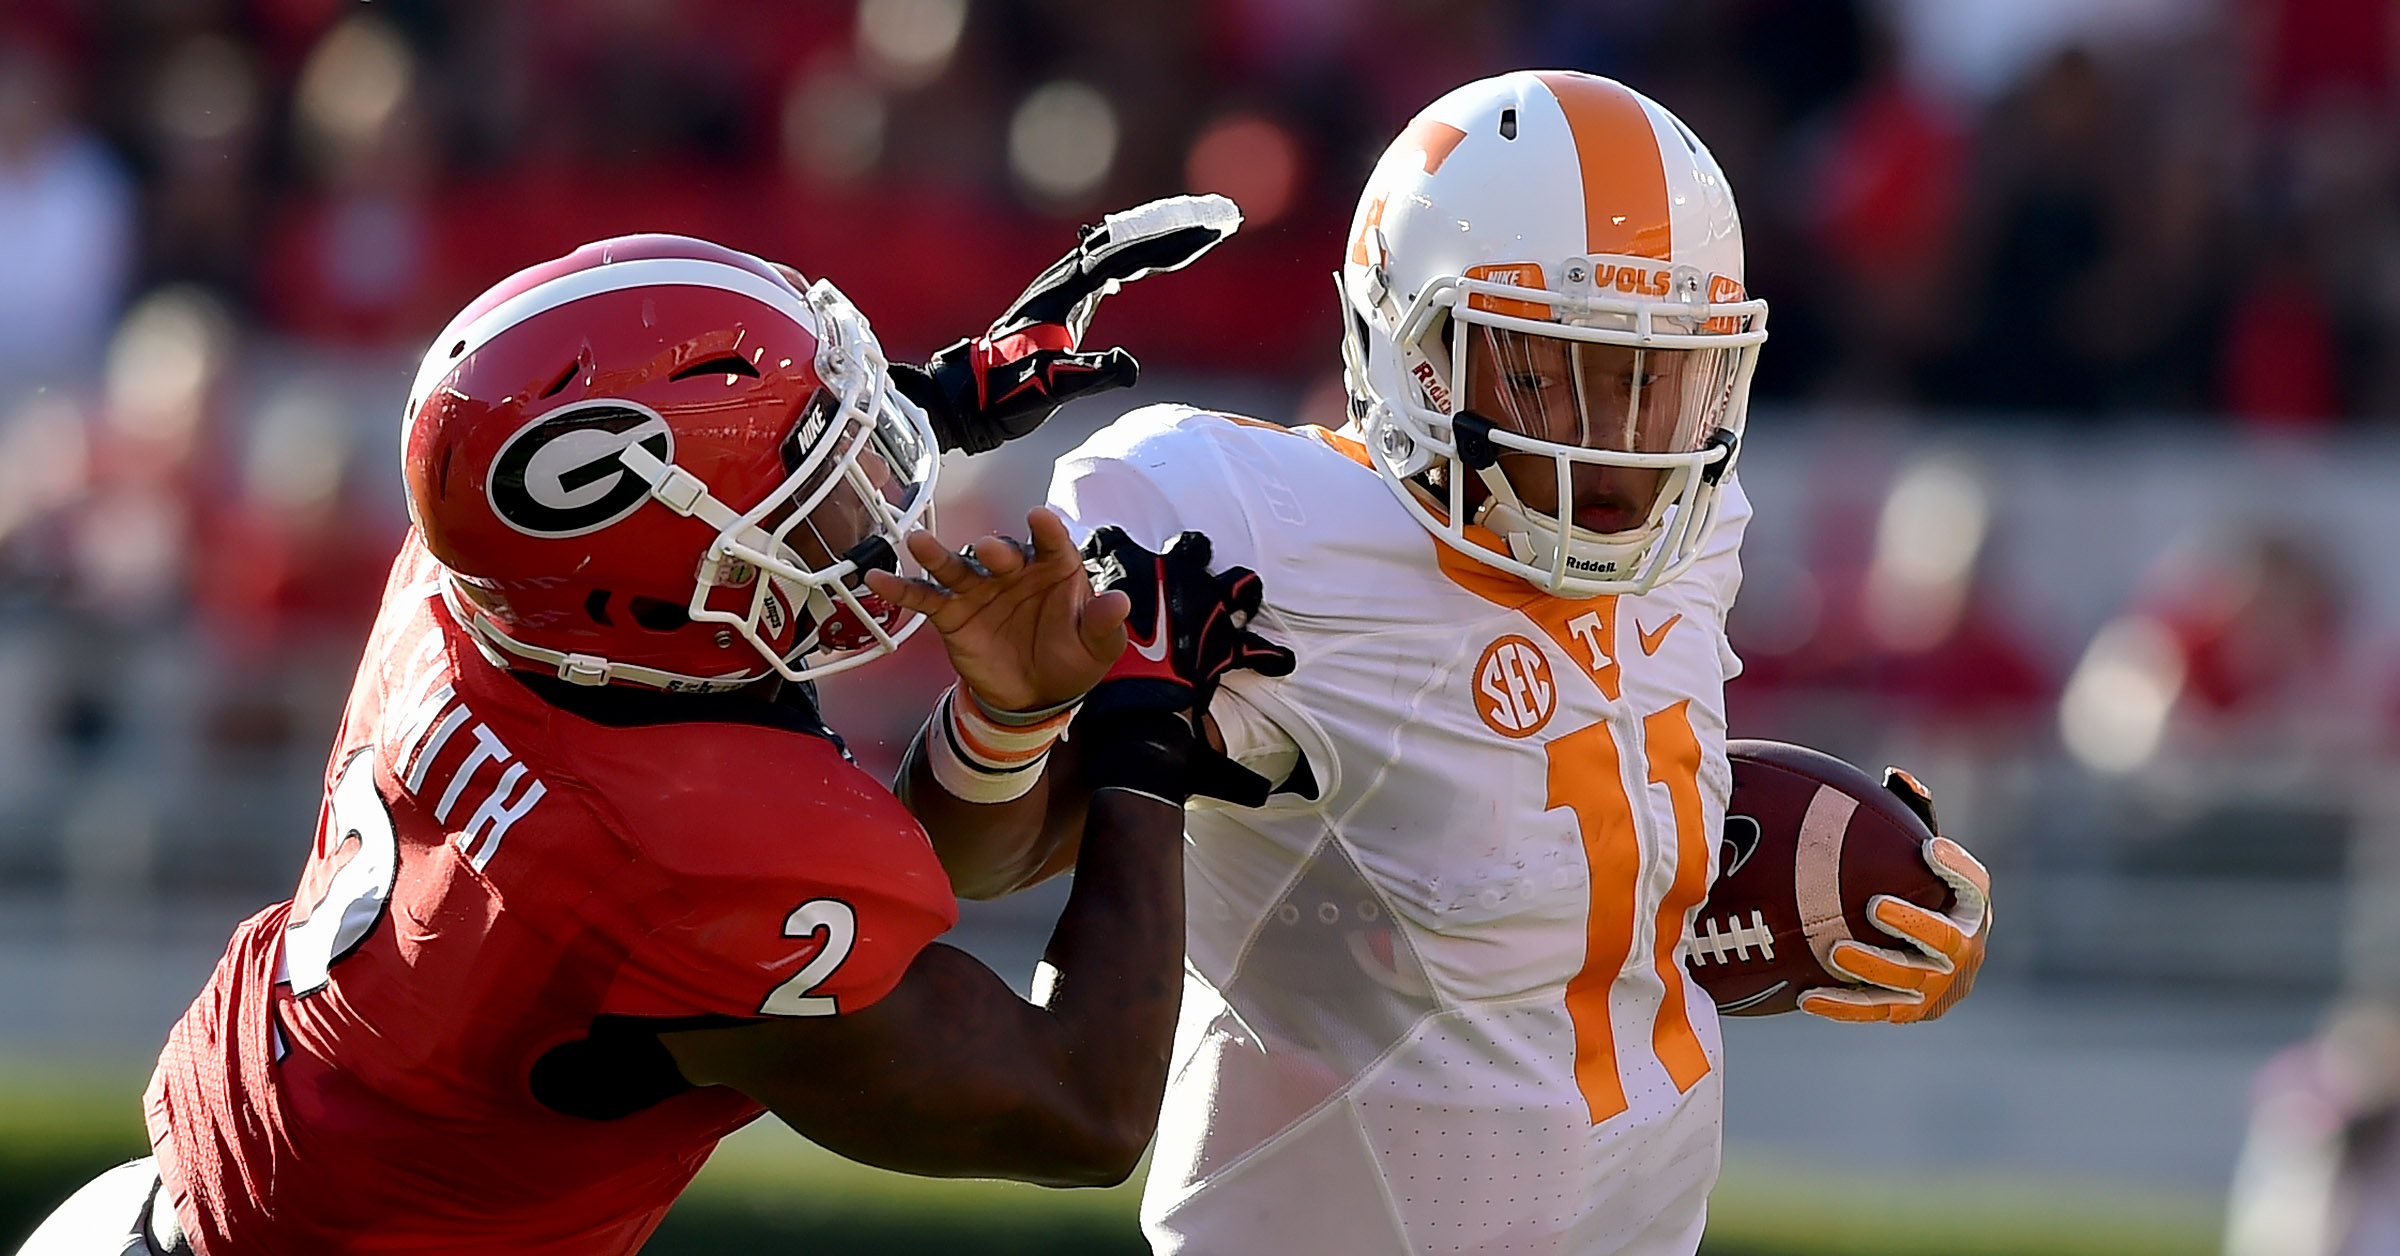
[5,0,2400,1251]
[5,0,2400,412]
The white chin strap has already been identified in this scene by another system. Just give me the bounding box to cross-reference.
[1467,459,1672,597]
[441,580,760,694]
[617,440,790,563]
[1478,503,1664,595]
[1441,403,1731,597]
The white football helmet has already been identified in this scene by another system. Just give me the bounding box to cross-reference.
[1340,71,1768,597]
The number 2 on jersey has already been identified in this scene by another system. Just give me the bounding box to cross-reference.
[1545,701,1712,1124]
[285,749,400,996]
[758,900,858,1016]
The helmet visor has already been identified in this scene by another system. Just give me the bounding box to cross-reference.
[1463,322,1738,457]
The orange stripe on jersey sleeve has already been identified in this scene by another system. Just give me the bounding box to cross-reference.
[1305,425,1375,469]
[1533,73,1672,260]
[1643,701,1713,1094]
[1548,720,1641,1124]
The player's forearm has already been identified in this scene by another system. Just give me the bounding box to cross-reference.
[706,788,1183,1186]
[847,788,1186,1185]
[897,726,1090,899]
[1017,786,1186,1172]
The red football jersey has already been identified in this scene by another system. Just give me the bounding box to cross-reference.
[145,533,959,1256]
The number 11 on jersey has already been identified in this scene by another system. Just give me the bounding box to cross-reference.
[1545,701,1713,1125]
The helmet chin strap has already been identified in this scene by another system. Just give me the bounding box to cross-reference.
[1450,408,1672,595]
[1472,471,1671,597]
[439,578,757,693]
[768,571,834,651]
[606,434,922,683]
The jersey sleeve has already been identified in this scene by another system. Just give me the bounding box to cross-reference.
[605,862,950,1021]
[1047,404,1264,570]
[1049,405,1315,793]
[594,733,959,1022]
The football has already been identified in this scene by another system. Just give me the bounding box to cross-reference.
[1685,740,1954,1017]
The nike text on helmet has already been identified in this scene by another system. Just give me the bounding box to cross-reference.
[1339,71,1769,597]
[403,233,940,692]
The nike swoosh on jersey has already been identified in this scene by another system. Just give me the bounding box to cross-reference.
[1637,614,1682,655]
[1131,626,1169,662]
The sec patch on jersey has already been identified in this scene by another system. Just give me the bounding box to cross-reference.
[1685,740,1952,1017]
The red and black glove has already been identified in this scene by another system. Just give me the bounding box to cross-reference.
[891,195,1242,455]
[1072,526,1294,807]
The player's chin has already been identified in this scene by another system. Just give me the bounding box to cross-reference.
[1573,502,1646,534]
[1568,478,1656,535]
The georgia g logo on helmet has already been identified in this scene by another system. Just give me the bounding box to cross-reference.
[487,400,675,539]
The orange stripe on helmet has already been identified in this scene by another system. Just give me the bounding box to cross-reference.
[1533,73,1672,260]
[1398,116,1469,176]
[1350,119,1468,267]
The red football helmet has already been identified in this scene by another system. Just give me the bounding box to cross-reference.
[402,234,940,692]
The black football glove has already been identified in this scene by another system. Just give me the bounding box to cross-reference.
[1072,526,1294,807]
[1882,767,1942,835]
[891,194,1243,455]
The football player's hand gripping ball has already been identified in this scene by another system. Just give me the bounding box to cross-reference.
[891,194,1243,454]
[1072,526,1296,807]
[865,508,1132,715]
[1797,770,1993,1025]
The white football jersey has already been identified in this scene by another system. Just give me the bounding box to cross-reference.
[1049,404,1749,1256]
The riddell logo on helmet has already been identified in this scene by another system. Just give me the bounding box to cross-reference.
[488,401,673,539]
[1409,358,1452,411]
[1566,554,1620,574]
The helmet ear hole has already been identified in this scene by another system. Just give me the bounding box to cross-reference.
[627,597,690,632]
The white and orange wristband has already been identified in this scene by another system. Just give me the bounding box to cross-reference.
[923,684,1081,804]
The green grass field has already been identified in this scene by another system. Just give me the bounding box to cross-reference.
[0,1062,2222,1255]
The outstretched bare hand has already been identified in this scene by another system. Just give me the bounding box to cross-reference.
[864,508,1130,714]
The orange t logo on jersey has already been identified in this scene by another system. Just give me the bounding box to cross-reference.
[1474,635,1558,738]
